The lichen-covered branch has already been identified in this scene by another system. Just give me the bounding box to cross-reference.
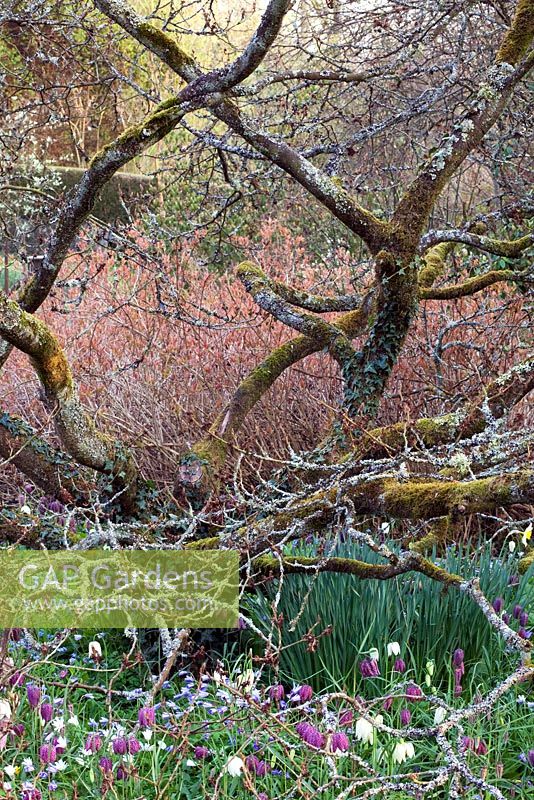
[419,230,533,257]
[0,92,200,372]
[175,292,376,501]
[7,98,190,319]
[237,262,367,312]
[236,262,356,363]
[92,0,390,253]
[0,294,138,511]
[177,0,294,101]
[349,357,534,461]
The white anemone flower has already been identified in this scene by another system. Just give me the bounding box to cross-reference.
[224,755,245,777]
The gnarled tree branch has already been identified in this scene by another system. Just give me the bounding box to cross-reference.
[0,294,138,511]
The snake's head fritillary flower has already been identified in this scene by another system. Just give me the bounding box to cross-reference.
[246,755,269,776]
[21,789,41,800]
[40,703,53,723]
[27,685,41,709]
[297,684,313,703]
[138,706,156,727]
[461,736,475,751]
[392,740,415,764]
[0,699,12,721]
[11,723,25,738]
[296,722,324,749]
[85,734,103,753]
[224,755,244,777]
[475,739,488,756]
[88,641,102,661]
[360,658,380,678]
[268,684,285,702]
[330,732,350,754]
[39,744,57,764]
[383,696,393,712]
[9,671,25,688]
[400,708,411,726]
[339,709,353,726]
[492,597,504,614]
[354,717,374,745]
[112,736,127,755]
[406,684,423,700]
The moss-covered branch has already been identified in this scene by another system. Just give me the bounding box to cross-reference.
[420,231,532,258]
[93,0,390,253]
[252,551,464,588]
[0,295,138,511]
[0,412,92,502]
[261,470,534,530]
[348,357,534,461]
[495,0,534,65]
[237,262,367,312]
[175,292,376,501]
[418,242,456,289]
[420,269,528,299]
[236,262,356,364]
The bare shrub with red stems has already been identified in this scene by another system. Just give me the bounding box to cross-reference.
[2,219,529,495]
